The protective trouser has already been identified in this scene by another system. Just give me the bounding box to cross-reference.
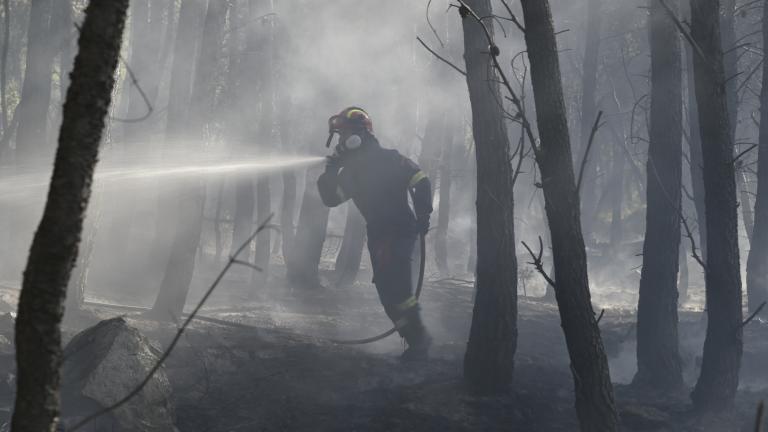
[367,231,428,346]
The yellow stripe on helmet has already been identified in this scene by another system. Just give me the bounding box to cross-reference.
[346,108,368,119]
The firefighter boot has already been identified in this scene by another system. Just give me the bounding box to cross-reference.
[400,310,431,361]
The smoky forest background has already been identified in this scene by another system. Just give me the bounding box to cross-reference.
[2,0,768,431]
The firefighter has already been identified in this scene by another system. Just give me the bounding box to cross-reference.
[317,107,433,360]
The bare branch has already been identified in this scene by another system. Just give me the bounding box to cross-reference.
[734,144,758,165]
[755,400,765,432]
[426,0,445,48]
[577,110,604,193]
[739,301,767,331]
[521,236,556,288]
[416,36,466,76]
[68,214,275,431]
[109,52,154,123]
[498,0,525,33]
[681,215,706,270]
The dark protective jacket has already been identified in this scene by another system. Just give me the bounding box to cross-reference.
[317,136,432,236]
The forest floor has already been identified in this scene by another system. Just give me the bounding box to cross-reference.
[0,262,765,431]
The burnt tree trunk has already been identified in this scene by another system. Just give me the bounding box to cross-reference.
[435,119,456,275]
[633,0,684,392]
[287,166,330,289]
[685,42,708,260]
[150,0,206,280]
[578,0,602,243]
[15,0,54,162]
[334,204,366,287]
[519,0,619,429]
[689,0,743,411]
[745,0,768,316]
[607,125,625,250]
[11,1,128,429]
[151,0,225,320]
[720,0,754,241]
[460,0,518,394]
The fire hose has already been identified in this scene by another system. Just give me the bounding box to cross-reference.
[327,230,427,345]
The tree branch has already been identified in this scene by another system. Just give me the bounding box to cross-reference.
[577,110,603,193]
[416,36,466,76]
[68,214,275,431]
[521,236,556,288]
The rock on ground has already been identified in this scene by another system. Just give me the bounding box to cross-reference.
[61,317,175,431]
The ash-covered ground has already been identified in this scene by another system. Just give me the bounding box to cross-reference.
[0,257,764,431]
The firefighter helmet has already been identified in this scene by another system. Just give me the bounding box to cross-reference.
[328,107,373,134]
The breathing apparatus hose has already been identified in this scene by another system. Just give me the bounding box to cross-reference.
[328,230,427,345]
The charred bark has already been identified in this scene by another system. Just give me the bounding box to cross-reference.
[633,0,684,392]
[11,1,128,429]
[518,0,619,429]
[460,0,518,394]
[745,0,768,316]
[689,0,743,411]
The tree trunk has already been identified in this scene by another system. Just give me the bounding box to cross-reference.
[685,31,707,260]
[11,1,127,429]
[15,0,54,162]
[578,0,602,243]
[745,0,768,316]
[334,204,366,287]
[633,0,684,391]
[151,0,225,320]
[518,0,619,429]
[460,0,518,394]
[435,119,456,275]
[607,125,625,250]
[689,0,743,411]
[287,166,329,289]
[149,0,206,279]
[55,0,72,105]
[679,233,689,304]
[0,0,9,131]
[720,0,754,243]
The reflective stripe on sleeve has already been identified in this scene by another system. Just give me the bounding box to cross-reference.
[408,171,427,188]
[395,295,418,312]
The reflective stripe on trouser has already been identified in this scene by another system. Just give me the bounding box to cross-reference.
[367,232,426,341]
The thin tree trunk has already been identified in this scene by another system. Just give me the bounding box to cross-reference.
[334,204,366,287]
[151,0,225,320]
[685,35,708,260]
[1,0,10,132]
[435,120,456,275]
[720,0,754,243]
[55,0,72,104]
[578,0,602,243]
[689,0,743,411]
[519,0,619,429]
[15,0,54,163]
[11,1,128,429]
[679,233,689,304]
[745,0,768,316]
[460,0,518,394]
[633,0,684,391]
[607,125,625,250]
[149,0,206,279]
[287,166,329,289]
